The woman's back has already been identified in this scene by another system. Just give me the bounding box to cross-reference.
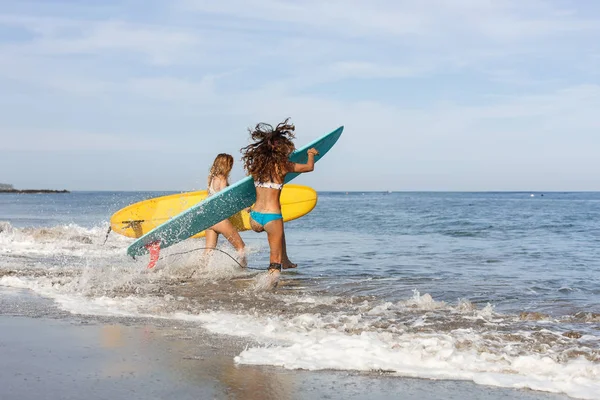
[207,174,227,196]
[253,175,286,213]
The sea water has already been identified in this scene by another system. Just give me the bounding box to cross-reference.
[1,191,599,399]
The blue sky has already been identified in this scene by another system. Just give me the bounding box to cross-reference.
[1,0,599,191]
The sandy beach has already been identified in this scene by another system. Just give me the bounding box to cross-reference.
[0,286,571,400]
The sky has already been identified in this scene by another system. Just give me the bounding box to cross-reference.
[1,0,599,191]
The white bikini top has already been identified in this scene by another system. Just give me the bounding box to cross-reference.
[208,177,226,196]
[254,181,283,190]
[207,184,217,196]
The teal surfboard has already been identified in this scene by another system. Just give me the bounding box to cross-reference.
[127,126,344,257]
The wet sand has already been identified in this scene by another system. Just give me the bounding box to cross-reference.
[0,288,571,400]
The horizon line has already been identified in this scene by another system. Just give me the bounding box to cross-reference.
[21,189,600,193]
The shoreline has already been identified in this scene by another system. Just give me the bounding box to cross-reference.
[0,316,570,400]
[0,287,572,400]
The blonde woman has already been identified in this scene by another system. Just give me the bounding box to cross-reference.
[204,153,247,267]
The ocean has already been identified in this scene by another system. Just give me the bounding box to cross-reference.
[1,191,599,399]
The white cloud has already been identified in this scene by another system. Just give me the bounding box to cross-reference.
[0,15,199,65]
[1,1,599,190]
[328,62,423,79]
[180,0,597,41]
[0,129,173,152]
[1,1,597,95]
[128,76,217,101]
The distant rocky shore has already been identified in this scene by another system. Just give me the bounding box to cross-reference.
[0,184,69,194]
[0,189,70,194]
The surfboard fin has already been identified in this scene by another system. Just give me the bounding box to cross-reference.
[145,241,161,269]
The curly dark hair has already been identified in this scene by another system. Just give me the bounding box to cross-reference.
[240,118,296,183]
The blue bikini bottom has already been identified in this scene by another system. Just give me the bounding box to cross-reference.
[249,210,283,226]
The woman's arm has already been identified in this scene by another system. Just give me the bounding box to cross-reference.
[288,148,319,173]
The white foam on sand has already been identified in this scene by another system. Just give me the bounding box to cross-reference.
[2,272,599,399]
[0,222,130,260]
[0,275,160,317]
[0,221,258,279]
[176,294,600,400]
[2,224,599,400]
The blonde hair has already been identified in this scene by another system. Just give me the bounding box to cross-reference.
[208,153,234,185]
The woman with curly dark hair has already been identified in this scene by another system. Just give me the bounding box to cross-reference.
[241,118,318,281]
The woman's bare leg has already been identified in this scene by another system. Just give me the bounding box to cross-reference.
[281,229,297,269]
[190,228,217,278]
[263,219,284,265]
[255,219,295,268]
[211,219,246,267]
[204,229,218,255]
[249,218,286,288]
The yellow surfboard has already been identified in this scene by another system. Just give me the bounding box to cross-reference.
[110,184,317,239]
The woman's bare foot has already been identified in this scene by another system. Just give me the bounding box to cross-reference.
[283,258,297,269]
[236,251,247,268]
[252,268,280,291]
[267,268,280,288]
